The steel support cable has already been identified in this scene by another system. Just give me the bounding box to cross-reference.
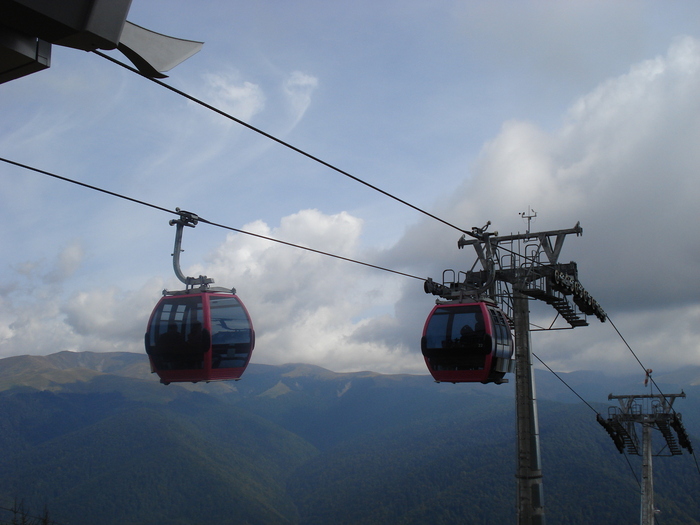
[98,47,547,279]
[92,50,473,238]
[622,452,642,489]
[89,53,554,277]
[532,352,644,489]
[531,352,600,415]
[608,314,678,413]
[0,156,425,281]
[607,315,648,373]
[607,315,680,414]
[692,448,700,478]
[196,215,425,280]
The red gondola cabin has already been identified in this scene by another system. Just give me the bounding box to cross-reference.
[421,301,514,384]
[145,291,255,384]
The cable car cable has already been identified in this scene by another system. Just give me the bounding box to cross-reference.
[92,50,474,238]
[607,315,680,415]
[621,453,642,489]
[66,53,552,276]
[195,215,424,280]
[0,156,174,215]
[607,315,647,374]
[0,156,425,282]
[532,352,600,415]
[533,351,643,489]
[531,352,647,490]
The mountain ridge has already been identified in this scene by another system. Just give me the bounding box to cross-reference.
[0,351,697,524]
[3,350,699,393]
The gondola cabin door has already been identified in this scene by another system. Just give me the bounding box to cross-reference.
[145,292,255,384]
[421,302,514,384]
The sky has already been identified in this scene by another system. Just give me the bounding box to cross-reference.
[1,0,700,379]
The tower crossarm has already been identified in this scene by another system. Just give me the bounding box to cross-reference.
[457,222,583,254]
[448,222,606,325]
[608,392,686,414]
[603,392,692,456]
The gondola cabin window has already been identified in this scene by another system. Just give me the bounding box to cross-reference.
[422,304,488,372]
[210,296,254,369]
[489,307,513,361]
[146,295,205,370]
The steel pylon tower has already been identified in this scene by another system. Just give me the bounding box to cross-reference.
[424,220,606,524]
[598,390,693,525]
[512,290,544,524]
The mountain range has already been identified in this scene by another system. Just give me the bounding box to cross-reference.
[0,351,698,525]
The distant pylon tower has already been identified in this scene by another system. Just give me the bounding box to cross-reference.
[598,386,693,525]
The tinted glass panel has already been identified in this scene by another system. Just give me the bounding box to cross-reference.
[424,309,450,350]
[425,305,484,350]
[210,296,252,369]
[488,308,513,360]
[147,296,205,370]
[423,305,488,370]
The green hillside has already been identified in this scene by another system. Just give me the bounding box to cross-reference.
[0,384,316,525]
[0,351,697,524]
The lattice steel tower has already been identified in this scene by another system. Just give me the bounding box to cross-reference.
[598,390,693,525]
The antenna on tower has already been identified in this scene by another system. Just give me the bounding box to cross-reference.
[519,207,537,234]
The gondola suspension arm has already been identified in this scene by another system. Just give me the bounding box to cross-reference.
[169,208,231,292]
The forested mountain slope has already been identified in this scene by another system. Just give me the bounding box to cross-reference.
[0,351,697,525]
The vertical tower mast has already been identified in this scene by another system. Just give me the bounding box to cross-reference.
[513,290,544,524]
[640,420,654,525]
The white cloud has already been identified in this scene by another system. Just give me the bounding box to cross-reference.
[533,305,700,374]
[62,280,162,344]
[0,209,414,372]
[452,1,648,88]
[283,71,319,128]
[185,209,414,373]
[0,271,162,357]
[199,71,266,123]
[44,240,84,284]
